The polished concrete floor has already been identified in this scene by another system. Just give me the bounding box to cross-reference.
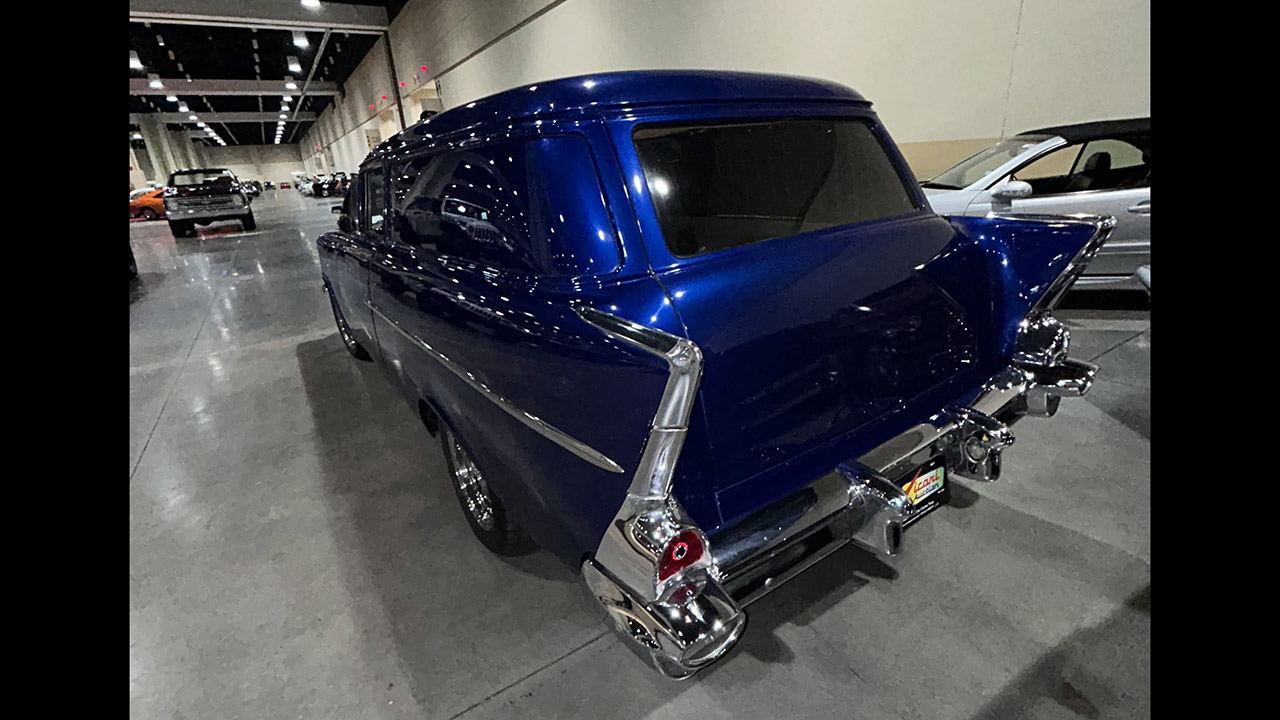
[130,191,1150,719]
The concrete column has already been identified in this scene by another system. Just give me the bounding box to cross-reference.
[168,131,196,170]
[129,145,148,190]
[138,115,179,182]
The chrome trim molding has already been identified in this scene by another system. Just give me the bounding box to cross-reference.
[576,306,702,497]
[576,306,746,680]
[367,301,624,474]
[986,212,1117,312]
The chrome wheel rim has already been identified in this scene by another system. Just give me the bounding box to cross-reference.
[449,433,495,531]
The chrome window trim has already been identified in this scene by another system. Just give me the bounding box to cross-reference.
[367,301,624,474]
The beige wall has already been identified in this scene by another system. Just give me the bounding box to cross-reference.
[200,144,305,185]
[897,138,1001,181]
[302,0,1149,178]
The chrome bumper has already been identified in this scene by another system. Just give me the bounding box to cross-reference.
[579,215,1111,679]
[581,349,1095,678]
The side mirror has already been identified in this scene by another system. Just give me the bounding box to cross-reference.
[331,205,344,214]
[991,180,1032,201]
[337,215,353,233]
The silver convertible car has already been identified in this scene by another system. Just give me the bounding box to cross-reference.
[922,118,1149,290]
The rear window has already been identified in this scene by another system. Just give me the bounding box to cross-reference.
[170,170,235,187]
[633,118,920,257]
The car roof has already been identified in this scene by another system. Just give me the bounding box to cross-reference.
[1017,117,1149,142]
[378,70,869,153]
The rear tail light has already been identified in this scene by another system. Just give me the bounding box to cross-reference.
[655,528,713,605]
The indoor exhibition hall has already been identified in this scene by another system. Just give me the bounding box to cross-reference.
[129,1,1151,718]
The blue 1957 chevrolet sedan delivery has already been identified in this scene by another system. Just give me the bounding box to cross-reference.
[318,70,1110,678]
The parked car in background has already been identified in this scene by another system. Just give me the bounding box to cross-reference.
[319,71,1109,678]
[313,172,349,197]
[299,177,321,196]
[922,118,1149,290]
[263,181,275,190]
[163,168,256,237]
[129,187,166,220]
[280,181,291,189]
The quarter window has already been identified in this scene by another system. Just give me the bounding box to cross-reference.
[390,136,619,276]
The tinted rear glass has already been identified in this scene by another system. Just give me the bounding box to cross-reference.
[633,118,919,257]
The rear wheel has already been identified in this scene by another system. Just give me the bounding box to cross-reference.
[140,208,158,221]
[442,428,532,556]
[241,211,256,231]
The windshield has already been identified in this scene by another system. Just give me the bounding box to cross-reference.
[633,118,920,258]
[925,135,1054,189]
[170,170,235,187]
[130,188,151,200]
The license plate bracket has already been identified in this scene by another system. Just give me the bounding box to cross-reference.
[895,455,949,527]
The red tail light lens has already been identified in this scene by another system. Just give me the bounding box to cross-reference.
[658,529,705,582]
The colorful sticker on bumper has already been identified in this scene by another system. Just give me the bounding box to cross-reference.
[903,466,945,505]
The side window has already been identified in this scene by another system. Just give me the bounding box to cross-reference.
[390,137,619,276]
[1067,136,1149,191]
[363,167,386,232]
[1010,134,1150,195]
[1010,144,1083,195]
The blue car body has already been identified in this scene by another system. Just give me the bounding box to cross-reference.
[318,70,1110,678]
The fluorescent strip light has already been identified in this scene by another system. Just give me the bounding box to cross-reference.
[293,31,309,48]
[165,94,178,102]
[147,74,163,89]
[301,0,321,8]
[129,51,144,70]
[287,56,303,73]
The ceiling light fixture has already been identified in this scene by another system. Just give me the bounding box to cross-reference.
[165,94,178,102]
[280,113,288,119]
[156,34,165,47]
[129,51,144,70]
[285,78,298,90]
[301,0,321,8]
[189,114,198,120]
[147,73,163,89]
[293,31,309,48]
[287,55,303,73]
[282,95,293,102]
[197,122,206,128]
[177,103,189,112]
[131,132,143,140]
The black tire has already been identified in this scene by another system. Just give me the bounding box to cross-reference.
[140,207,158,221]
[241,212,256,232]
[319,187,330,197]
[442,428,532,556]
[325,283,371,361]
[168,220,195,238]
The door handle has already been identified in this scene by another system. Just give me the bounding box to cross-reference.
[1127,202,1151,215]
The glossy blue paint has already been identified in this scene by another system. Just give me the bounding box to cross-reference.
[318,70,1102,566]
